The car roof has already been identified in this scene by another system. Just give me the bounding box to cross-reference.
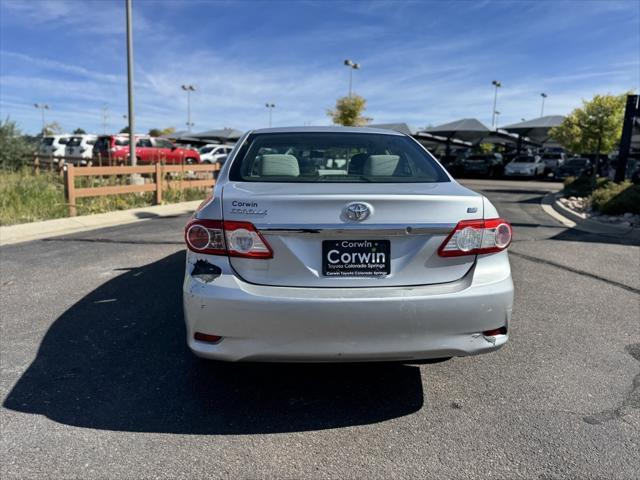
[249,126,406,136]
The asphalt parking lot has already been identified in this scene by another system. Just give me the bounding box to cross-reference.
[1,179,639,479]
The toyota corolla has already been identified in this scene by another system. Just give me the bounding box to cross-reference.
[183,127,513,362]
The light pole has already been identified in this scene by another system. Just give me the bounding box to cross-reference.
[125,0,136,165]
[491,80,501,129]
[265,103,275,127]
[101,104,110,134]
[494,110,501,129]
[33,103,50,136]
[344,59,361,97]
[540,93,547,117]
[181,85,196,132]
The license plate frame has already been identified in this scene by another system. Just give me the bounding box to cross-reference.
[322,240,390,277]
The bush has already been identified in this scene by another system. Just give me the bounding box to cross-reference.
[590,181,640,215]
[563,176,609,197]
[0,119,36,169]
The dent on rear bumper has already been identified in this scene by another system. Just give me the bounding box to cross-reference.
[182,251,514,362]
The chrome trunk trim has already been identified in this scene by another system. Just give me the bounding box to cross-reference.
[256,223,455,236]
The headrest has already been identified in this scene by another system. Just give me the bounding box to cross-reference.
[363,155,400,176]
[259,154,300,176]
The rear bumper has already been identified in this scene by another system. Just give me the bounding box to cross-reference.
[183,251,514,362]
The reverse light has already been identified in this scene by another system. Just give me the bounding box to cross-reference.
[438,218,512,257]
[224,221,272,258]
[184,219,273,259]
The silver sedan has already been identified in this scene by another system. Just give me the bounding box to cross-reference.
[183,127,514,362]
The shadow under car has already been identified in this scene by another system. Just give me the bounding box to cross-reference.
[3,251,424,434]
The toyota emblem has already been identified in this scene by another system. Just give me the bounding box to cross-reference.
[344,202,372,221]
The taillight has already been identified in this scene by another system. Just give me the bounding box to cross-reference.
[184,219,273,259]
[438,218,512,257]
[223,221,273,258]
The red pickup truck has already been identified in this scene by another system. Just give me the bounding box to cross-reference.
[93,135,201,164]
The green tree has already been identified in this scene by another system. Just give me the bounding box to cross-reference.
[120,126,130,134]
[43,122,63,136]
[550,93,628,154]
[148,127,176,137]
[73,128,87,134]
[0,119,37,169]
[477,143,494,154]
[327,95,372,126]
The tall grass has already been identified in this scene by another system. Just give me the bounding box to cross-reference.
[0,168,209,226]
[0,169,67,224]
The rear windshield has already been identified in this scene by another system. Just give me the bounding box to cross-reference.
[542,154,561,159]
[67,137,82,147]
[57,137,69,145]
[42,138,54,146]
[229,132,449,183]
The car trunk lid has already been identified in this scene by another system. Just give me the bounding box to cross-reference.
[222,182,483,287]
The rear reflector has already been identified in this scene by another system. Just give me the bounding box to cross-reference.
[185,219,273,259]
[194,332,222,343]
[482,326,508,337]
[438,218,512,257]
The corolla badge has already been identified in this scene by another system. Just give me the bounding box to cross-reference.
[344,202,372,221]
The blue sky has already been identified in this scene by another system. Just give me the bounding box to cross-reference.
[1,0,638,135]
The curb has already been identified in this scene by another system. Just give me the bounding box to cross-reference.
[541,192,640,239]
[0,200,203,247]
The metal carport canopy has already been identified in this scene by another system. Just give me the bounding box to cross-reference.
[412,131,471,148]
[421,118,490,144]
[368,123,417,136]
[189,128,244,143]
[502,116,564,143]
[482,129,539,147]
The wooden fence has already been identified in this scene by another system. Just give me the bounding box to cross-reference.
[63,163,220,216]
[30,155,67,174]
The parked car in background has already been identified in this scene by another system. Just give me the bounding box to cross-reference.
[39,135,70,159]
[183,126,514,362]
[92,135,201,165]
[541,152,565,173]
[199,144,233,164]
[460,153,504,177]
[64,134,97,165]
[554,158,593,180]
[92,134,133,164]
[504,155,545,177]
[136,137,201,164]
